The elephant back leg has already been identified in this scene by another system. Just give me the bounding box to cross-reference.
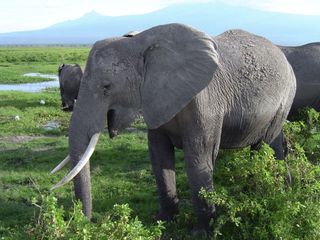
[251,130,288,160]
[269,130,292,184]
[269,130,288,160]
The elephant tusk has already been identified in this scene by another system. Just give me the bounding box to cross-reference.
[50,133,100,191]
[50,155,71,174]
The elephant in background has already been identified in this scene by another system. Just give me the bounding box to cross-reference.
[269,43,320,160]
[58,64,83,111]
[51,24,296,233]
[279,43,320,117]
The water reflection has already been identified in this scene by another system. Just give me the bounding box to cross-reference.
[0,73,59,92]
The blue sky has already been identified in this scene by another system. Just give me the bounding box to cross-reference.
[1,0,320,33]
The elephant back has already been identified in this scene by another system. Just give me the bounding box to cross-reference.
[213,30,296,147]
[213,29,295,111]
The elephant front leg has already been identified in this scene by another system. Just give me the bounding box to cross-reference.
[148,129,179,221]
[183,133,219,233]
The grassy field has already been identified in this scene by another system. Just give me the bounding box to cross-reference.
[0,47,319,239]
[0,46,90,84]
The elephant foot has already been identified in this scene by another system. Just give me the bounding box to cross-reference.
[191,218,211,235]
[153,209,178,222]
[191,204,215,236]
[191,217,211,236]
[191,226,210,238]
[153,199,179,222]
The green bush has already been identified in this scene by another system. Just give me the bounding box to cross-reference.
[199,109,320,239]
[26,194,164,240]
[201,143,320,239]
[284,107,320,164]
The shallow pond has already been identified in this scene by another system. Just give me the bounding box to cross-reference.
[0,73,59,92]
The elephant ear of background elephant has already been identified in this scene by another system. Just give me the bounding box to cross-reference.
[141,25,219,129]
[58,63,65,76]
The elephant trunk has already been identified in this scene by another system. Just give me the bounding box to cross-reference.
[72,153,93,219]
[51,86,107,220]
[70,109,94,219]
[70,104,104,219]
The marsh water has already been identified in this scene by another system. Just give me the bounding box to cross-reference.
[0,73,59,92]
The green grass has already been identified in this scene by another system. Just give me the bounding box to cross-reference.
[0,88,189,238]
[0,91,70,136]
[0,89,170,238]
[0,95,180,235]
[0,47,319,239]
[0,46,90,83]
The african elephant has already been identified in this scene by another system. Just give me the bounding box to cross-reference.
[279,43,320,117]
[269,43,320,160]
[51,24,296,233]
[58,64,83,111]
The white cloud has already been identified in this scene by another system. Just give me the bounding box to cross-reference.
[91,0,211,16]
[0,0,319,33]
[0,0,92,33]
[221,0,320,16]
[0,0,209,33]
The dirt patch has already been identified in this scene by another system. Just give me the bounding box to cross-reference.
[33,146,56,152]
[0,135,59,151]
[0,135,43,143]
[0,135,61,152]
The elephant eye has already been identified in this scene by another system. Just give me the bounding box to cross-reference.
[103,84,112,96]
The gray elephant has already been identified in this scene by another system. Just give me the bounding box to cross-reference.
[279,43,320,117]
[51,24,296,233]
[269,43,320,160]
[58,64,83,111]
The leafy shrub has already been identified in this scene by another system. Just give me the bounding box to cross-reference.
[199,109,320,239]
[26,194,164,240]
[284,107,320,164]
[201,144,320,239]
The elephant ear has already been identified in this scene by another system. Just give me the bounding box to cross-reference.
[140,24,219,129]
[58,63,65,76]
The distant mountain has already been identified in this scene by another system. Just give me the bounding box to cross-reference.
[1,2,319,45]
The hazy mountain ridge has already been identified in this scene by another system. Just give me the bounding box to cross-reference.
[1,2,319,45]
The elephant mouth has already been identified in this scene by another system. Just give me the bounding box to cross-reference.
[107,109,118,138]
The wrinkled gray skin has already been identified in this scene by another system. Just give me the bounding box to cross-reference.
[280,43,320,117]
[269,43,320,160]
[58,64,83,111]
[67,24,296,232]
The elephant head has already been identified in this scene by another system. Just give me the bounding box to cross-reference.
[51,23,219,219]
[58,63,83,111]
